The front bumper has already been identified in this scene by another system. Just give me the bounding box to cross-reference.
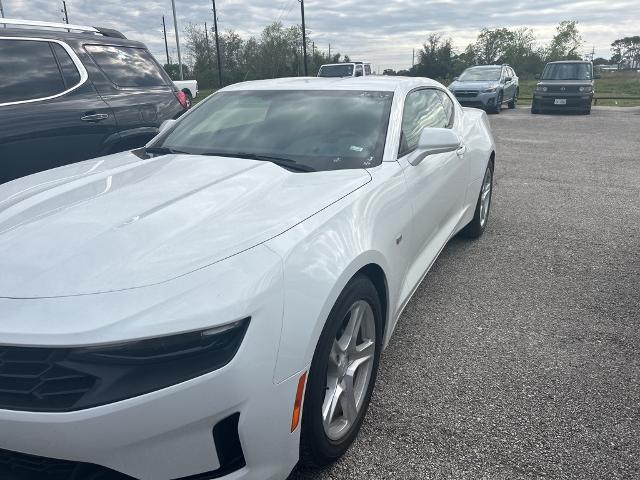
[533,93,593,111]
[453,91,499,109]
[0,246,301,480]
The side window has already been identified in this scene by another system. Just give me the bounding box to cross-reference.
[85,45,169,87]
[51,43,81,88]
[355,65,363,77]
[399,89,449,157]
[436,90,455,127]
[364,64,372,75]
[0,39,65,104]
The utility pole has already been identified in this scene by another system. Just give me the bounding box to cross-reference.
[412,48,415,67]
[0,0,5,18]
[162,16,170,66]
[170,0,184,80]
[212,0,223,88]
[299,0,308,76]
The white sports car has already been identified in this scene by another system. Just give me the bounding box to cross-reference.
[0,76,495,480]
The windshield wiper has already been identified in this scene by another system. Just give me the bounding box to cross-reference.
[200,151,316,172]
[143,146,192,157]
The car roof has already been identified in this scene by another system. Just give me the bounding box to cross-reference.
[546,60,590,64]
[221,76,443,95]
[467,65,503,69]
[0,27,146,48]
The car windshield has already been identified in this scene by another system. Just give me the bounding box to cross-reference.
[318,65,354,77]
[542,63,592,80]
[458,67,502,81]
[153,90,394,171]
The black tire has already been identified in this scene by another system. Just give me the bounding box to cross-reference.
[531,104,541,114]
[300,275,383,468]
[184,91,193,109]
[508,89,518,109]
[460,160,494,239]
[584,105,592,115]
[492,92,503,114]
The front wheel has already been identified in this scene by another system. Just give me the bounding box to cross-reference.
[300,275,383,467]
[492,93,503,114]
[460,160,494,239]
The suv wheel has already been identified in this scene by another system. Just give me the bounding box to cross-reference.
[493,92,503,114]
[508,89,518,109]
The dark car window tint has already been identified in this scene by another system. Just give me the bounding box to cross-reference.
[0,39,65,104]
[355,65,363,77]
[400,89,449,157]
[85,45,168,87]
[51,43,81,88]
[364,64,372,75]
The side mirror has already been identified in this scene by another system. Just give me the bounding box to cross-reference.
[534,74,541,79]
[159,119,177,134]
[453,76,459,81]
[409,128,461,166]
[504,76,512,82]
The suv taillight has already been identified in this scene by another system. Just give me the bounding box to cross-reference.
[176,90,188,109]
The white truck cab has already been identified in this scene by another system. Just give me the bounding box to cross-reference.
[318,62,372,78]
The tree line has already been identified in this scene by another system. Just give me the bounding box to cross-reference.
[167,20,638,88]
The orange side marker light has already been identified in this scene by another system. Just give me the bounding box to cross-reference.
[290,371,307,432]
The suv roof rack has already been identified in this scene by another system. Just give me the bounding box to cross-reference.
[0,18,127,39]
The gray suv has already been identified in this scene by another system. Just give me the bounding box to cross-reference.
[448,64,519,113]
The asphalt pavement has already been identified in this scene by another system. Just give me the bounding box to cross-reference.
[290,106,640,479]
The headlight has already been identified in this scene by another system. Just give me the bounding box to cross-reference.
[64,318,250,410]
[579,86,593,93]
[536,85,548,92]
[483,87,497,93]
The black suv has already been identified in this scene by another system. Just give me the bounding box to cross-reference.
[0,19,187,184]
[532,61,597,115]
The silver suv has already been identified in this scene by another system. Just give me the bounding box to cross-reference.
[448,64,519,114]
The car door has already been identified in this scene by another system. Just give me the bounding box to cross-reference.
[504,67,516,100]
[83,44,184,151]
[0,37,118,184]
[397,88,468,302]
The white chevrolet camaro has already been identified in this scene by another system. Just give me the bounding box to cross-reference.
[0,76,495,480]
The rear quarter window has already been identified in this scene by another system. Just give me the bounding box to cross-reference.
[85,45,169,87]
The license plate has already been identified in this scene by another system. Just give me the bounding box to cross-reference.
[554,98,567,105]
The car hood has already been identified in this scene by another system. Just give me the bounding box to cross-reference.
[449,80,499,91]
[0,152,371,298]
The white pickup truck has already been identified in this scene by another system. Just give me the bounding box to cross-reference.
[173,80,198,108]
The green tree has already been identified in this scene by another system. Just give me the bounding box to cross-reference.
[473,28,515,64]
[546,21,583,61]
[611,36,640,69]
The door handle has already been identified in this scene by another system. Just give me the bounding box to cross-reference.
[81,113,109,122]
[456,145,467,157]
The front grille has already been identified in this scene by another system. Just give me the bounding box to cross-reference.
[0,346,97,412]
[544,85,581,93]
[0,449,133,480]
[454,90,478,98]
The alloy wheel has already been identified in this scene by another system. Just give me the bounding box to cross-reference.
[322,300,376,441]
[479,166,493,227]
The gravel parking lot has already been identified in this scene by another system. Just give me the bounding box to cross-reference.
[291,107,640,479]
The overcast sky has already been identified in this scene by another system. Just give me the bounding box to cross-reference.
[3,0,638,71]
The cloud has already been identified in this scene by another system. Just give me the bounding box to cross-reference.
[4,0,638,71]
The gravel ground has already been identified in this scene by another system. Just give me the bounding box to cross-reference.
[290,106,640,480]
